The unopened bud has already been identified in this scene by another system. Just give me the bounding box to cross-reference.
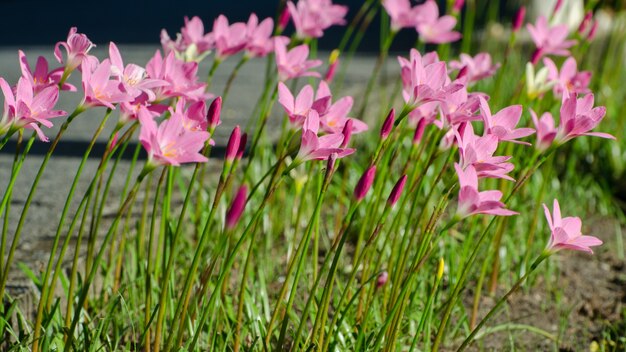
[513,6,525,32]
[341,119,353,148]
[412,118,427,145]
[354,166,376,201]
[225,125,241,162]
[324,51,340,83]
[387,174,407,206]
[586,21,598,42]
[552,0,563,15]
[380,109,395,139]
[236,133,247,160]
[453,0,465,13]
[324,153,338,182]
[376,271,388,288]
[109,132,119,152]
[578,11,593,34]
[225,185,248,229]
[278,7,291,32]
[208,96,222,130]
[437,258,445,280]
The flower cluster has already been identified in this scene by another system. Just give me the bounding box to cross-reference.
[383,0,461,43]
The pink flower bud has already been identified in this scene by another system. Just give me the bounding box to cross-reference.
[236,132,247,160]
[109,132,119,153]
[552,0,563,15]
[513,6,526,32]
[341,119,353,148]
[586,21,598,42]
[578,11,593,34]
[453,0,465,13]
[354,166,376,201]
[376,271,388,288]
[412,118,427,145]
[530,48,542,65]
[278,7,291,32]
[380,109,395,139]
[225,185,248,229]
[387,174,407,206]
[225,125,241,162]
[208,96,222,130]
[325,152,338,176]
[324,49,340,82]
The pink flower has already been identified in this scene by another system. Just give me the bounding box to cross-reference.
[313,81,368,134]
[109,43,168,102]
[18,51,75,93]
[449,53,500,84]
[275,39,322,81]
[527,16,576,63]
[287,0,348,39]
[455,123,515,181]
[81,59,134,109]
[414,1,461,44]
[543,57,591,97]
[138,109,209,167]
[543,199,602,253]
[382,0,422,30]
[455,163,517,218]
[278,82,315,127]
[145,50,208,102]
[161,16,213,61]
[210,15,247,59]
[119,95,167,123]
[0,77,66,141]
[479,97,534,144]
[555,93,614,143]
[172,98,209,133]
[398,49,463,106]
[295,110,354,162]
[529,109,557,152]
[54,27,95,72]
[245,14,277,58]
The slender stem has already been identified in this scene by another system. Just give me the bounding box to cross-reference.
[0,106,84,307]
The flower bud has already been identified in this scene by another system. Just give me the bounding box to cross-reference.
[412,118,427,145]
[380,109,395,140]
[341,119,353,148]
[586,21,598,42]
[225,125,241,162]
[225,185,248,229]
[552,0,563,15]
[578,11,593,34]
[208,96,222,131]
[236,132,247,160]
[376,271,388,288]
[278,7,291,32]
[387,174,407,207]
[513,6,525,32]
[354,166,376,201]
[324,49,340,82]
[324,152,338,183]
[453,0,465,13]
[437,258,445,280]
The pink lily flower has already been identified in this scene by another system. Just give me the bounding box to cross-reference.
[287,0,348,39]
[81,59,134,109]
[54,27,95,72]
[274,39,322,81]
[543,57,591,97]
[295,110,354,162]
[543,199,602,253]
[382,0,422,31]
[398,49,463,106]
[109,43,168,102]
[438,88,484,128]
[529,109,557,152]
[138,109,209,167]
[278,82,315,128]
[414,1,461,44]
[449,53,500,84]
[210,15,247,60]
[455,123,515,181]
[18,51,75,93]
[171,98,214,146]
[0,77,66,141]
[527,16,576,63]
[119,94,168,123]
[245,14,277,58]
[555,93,615,144]
[145,50,208,102]
[479,97,534,144]
[313,81,368,134]
[161,16,214,61]
[455,163,517,218]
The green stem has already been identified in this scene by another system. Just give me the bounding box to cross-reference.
[222,56,249,104]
